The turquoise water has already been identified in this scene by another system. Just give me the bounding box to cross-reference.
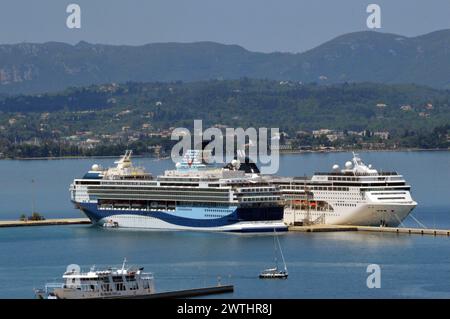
[0,151,449,298]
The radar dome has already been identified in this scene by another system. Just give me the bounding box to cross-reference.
[345,161,353,169]
[175,162,181,168]
[332,164,340,171]
[231,159,240,168]
[91,164,100,171]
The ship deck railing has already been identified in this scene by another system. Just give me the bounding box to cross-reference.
[314,171,398,176]
[44,283,64,293]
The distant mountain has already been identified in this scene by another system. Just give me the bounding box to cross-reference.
[287,30,450,88]
[1,30,450,94]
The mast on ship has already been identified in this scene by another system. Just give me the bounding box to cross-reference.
[115,150,133,169]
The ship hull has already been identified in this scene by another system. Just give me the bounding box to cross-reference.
[76,202,287,232]
[283,202,416,227]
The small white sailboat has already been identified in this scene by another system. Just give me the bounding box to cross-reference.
[259,230,288,279]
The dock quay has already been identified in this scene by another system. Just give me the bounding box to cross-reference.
[288,225,450,237]
[0,218,91,228]
[289,225,359,232]
[1,217,448,237]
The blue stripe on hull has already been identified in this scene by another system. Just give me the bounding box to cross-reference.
[75,202,285,231]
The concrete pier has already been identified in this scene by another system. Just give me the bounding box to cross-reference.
[288,224,450,236]
[288,225,358,232]
[355,225,450,236]
[0,218,91,228]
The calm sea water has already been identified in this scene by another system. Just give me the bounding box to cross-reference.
[0,151,449,298]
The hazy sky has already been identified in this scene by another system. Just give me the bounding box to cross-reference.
[0,0,449,52]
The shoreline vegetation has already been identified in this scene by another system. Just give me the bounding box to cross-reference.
[2,147,448,161]
[0,80,448,159]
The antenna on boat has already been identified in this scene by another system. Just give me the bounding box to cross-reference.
[122,258,127,271]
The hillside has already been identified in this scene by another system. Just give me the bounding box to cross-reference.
[1,30,450,94]
[0,79,448,158]
[0,79,448,133]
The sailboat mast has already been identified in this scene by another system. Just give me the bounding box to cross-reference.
[276,233,287,271]
[273,231,278,268]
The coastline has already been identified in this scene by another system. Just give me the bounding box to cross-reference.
[0,147,447,161]
[0,154,169,161]
[277,147,449,155]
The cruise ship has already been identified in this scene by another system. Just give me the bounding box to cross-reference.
[70,150,286,232]
[269,153,417,227]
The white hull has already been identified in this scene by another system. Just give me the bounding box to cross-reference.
[53,287,153,299]
[98,214,287,232]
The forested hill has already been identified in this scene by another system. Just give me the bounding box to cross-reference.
[0,80,448,135]
[1,29,450,94]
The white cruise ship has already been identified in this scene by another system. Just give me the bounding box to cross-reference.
[70,150,287,232]
[270,153,417,226]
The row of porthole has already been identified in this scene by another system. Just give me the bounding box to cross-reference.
[334,203,357,207]
[205,209,232,213]
[284,212,339,217]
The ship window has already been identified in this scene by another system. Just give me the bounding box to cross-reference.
[112,276,123,282]
[129,282,138,290]
[116,283,126,291]
[99,277,109,283]
[79,181,101,185]
[101,284,111,291]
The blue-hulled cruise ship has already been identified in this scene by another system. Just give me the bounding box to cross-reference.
[70,150,287,232]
